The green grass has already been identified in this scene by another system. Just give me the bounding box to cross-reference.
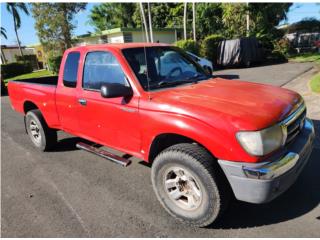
[310,73,320,93]
[289,52,320,65]
[4,70,56,85]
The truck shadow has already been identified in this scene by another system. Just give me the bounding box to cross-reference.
[212,74,239,80]
[210,119,320,229]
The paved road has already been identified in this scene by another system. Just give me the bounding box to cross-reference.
[1,65,320,237]
[213,62,314,86]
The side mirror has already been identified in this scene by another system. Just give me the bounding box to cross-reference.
[100,83,133,98]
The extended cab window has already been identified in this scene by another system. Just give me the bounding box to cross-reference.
[83,51,128,90]
[63,52,80,88]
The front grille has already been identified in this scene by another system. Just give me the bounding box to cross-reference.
[283,102,306,145]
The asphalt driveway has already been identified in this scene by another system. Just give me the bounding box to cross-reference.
[213,62,314,86]
[1,62,320,237]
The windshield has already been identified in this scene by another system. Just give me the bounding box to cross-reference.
[122,46,210,91]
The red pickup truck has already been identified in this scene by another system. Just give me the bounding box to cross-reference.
[8,43,315,227]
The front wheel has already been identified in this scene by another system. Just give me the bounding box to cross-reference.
[151,143,230,227]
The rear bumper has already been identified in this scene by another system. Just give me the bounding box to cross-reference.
[218,118,315,204]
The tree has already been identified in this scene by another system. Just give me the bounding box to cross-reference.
[195,3,223,40]
[88,3,136,32]
[287,17,320,34]
[1,27,7,39]
[32,3,86,55]
[6,3,29,56]
[221,3,247,38]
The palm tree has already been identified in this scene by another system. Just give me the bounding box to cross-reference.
[183,2,187,40]
[1,27,7,39]
[6,3,29,56]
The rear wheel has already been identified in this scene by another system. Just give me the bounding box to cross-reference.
[25,110,57,151]
[151,143,230,227]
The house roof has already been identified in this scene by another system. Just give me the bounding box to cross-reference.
[67,42,172,52]
[76,27,181,39]
[1,45,27,49]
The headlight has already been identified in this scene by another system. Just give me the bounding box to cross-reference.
[236,124,286,156]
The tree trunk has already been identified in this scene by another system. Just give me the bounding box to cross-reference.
[12,11,23,57]
[192,2,196,41]
[139,3,149,43]
[60,3,72,50]
[148,3,153,43]
[183,2,187,40]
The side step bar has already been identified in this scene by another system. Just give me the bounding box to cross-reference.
[76,142,131,167]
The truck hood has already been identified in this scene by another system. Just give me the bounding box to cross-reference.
[149,78,301,130]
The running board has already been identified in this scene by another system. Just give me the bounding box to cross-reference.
[76,142,131,167]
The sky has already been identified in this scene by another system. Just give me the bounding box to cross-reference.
[1,2,319,46]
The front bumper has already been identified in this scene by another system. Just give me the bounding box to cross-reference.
[218,118,315,204]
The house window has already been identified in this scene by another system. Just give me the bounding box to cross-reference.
[123,33,133,43]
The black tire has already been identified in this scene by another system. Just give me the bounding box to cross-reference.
[25,110,57,151]
[151,143,230,227]
[206,66,213,75]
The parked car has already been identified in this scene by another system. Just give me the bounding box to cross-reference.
[186,51,213,74]
[8,43,315,227]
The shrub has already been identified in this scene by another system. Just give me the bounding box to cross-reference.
[273,38,291,57]
[175,40,200,55]
[1,62,33,79]
[201,34,225,64]
[48,55,62,74]
[15,54,39,70]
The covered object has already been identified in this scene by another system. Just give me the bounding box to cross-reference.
[217,37,263,67]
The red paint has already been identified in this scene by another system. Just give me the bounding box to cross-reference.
[8,43,301,163]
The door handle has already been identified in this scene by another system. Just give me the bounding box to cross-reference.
[78,98,87,106]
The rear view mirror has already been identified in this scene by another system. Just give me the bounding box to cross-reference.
[101,83,133,98]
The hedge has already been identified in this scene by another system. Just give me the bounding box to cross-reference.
[175,40,200,55]
[201,34,225,64]
[1,62,33,79]
[15,54,39,70]
[48,55,62,74]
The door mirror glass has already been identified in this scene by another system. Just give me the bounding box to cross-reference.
[101,83,133,98]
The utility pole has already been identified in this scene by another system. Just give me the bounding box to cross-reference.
[246,2,250,37]
[139,2,149,43]
[192,2,196,41]
[183,2,187,40]
[148,3,153,43]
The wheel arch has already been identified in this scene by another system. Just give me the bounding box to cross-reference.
[148,133,215,163]
[23,100,39,114]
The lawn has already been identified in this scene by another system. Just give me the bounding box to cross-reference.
[289,52,320,65]
[4,70,56,85]
[310,73,320,93]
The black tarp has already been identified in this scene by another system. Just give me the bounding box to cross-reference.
[217,37,263,67]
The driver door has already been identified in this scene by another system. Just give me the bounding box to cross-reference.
[76,50,141,154]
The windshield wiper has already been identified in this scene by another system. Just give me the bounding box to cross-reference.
[156,79,196,88]
[186,73,209,81]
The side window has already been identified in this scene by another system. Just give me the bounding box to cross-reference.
[63,52,80,88]
[83,51,128,90]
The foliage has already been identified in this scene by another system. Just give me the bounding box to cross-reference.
[200,34,225,63]
[195,3,223,40]
[48,54,63,74]
[6,3,29,56]
[6,3,29,29]
[221,3,247,39]
[15,54,39,70]
[1,62,33,79]
[175,40,200,55]
[3,70,55,84]
[287,18,320,34]
[32,3,86,54]
[1,27,7,39]
[249,3,292,38]
[289,53,320,65]
[273,38,292,57]
[88,3,136,32]
[310,74,320,93]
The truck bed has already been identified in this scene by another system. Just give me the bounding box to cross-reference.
[11,76,58,86]
[8,76,61,128]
